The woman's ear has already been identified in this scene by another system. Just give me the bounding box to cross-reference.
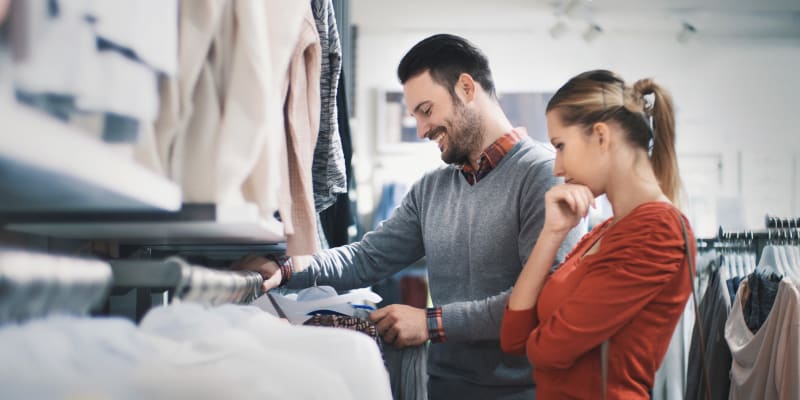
[592,122,611,151]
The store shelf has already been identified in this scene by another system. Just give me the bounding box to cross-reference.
[2,203,286,244]
[0,100,181,212]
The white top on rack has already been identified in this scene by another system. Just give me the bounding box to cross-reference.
[0,99,182,212]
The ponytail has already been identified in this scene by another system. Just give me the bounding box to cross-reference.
[633,79,681,205]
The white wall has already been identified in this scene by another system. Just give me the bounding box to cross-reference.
[349,1,800,236]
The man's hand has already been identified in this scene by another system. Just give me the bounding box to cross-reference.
[230,254,282,291]
[369,304,429,348]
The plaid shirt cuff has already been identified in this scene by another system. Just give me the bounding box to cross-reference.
[426,307,446,343]
[265,254,292,287]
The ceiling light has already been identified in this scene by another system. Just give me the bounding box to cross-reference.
[677,22,697,43]
[582,23,603,42]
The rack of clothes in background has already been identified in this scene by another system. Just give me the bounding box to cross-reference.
[653,215,800,400]
[0,248,392,399]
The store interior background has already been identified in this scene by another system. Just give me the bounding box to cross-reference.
[347,0,800,239]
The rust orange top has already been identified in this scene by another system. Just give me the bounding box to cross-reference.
[501,202,695,399]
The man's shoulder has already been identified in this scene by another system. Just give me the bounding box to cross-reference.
[512,137,555,163]
[501,137,555,174]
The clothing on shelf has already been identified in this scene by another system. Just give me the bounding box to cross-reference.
[12,0,177,144]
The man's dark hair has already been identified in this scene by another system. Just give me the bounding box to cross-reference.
[397,34,496,99]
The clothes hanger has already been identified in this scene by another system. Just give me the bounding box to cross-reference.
[757,230,784,278]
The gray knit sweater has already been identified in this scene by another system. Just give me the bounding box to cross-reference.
[288,136,581,394]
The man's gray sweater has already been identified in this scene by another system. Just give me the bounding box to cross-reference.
[288,136,581,393]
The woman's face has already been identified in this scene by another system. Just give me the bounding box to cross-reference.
[546,111,606,196]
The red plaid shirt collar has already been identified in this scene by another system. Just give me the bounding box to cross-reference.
[460,128,525,185]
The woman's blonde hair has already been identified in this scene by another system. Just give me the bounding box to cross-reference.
[546,70,681,204]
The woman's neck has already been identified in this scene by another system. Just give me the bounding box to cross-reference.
[605,157,670,223]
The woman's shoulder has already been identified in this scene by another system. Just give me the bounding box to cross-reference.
[621,201,685,231]
[604,202,690,249]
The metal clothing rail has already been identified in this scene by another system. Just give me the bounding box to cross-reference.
[0,249,113,324]
[108,257,264,321]
[764,215,800,229]
[697,226,800,264]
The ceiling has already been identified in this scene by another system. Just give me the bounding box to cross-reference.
[352,0,800,39]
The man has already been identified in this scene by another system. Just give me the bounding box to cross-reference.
[236,34,581,399]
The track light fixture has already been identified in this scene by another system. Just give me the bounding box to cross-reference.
[677,22,697,43]
[582,23,603,42]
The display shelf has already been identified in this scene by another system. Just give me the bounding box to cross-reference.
[0,100,181,212]
[2,203,286,244]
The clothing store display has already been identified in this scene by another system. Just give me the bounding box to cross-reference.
[288,132,582,396]
[15,2,800,400]
[502,202,694,399]
[726,278,800,400]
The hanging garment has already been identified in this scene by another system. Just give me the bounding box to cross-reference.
[282,5,322,255]
[742,273,782,334]
[320,70,358,247]
[151,0,230,199]
[310,0,346,212]
[653,297,695,400]
[685,267,732,400]
[383,344,428,400]
[726,278,800,400]
[149,0,321,253]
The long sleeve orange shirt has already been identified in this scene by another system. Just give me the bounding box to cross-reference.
[501,202,695,399]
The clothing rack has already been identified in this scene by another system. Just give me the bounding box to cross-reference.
[108,257,263,321]
[764,215,800,229]
[0,249,113,324]
[698,226,800,264]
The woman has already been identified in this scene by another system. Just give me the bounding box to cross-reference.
[500,70,695,399]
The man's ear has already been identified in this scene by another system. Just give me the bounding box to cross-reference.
[457,73,477,102]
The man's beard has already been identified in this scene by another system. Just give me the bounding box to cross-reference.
[440,103,483,166]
